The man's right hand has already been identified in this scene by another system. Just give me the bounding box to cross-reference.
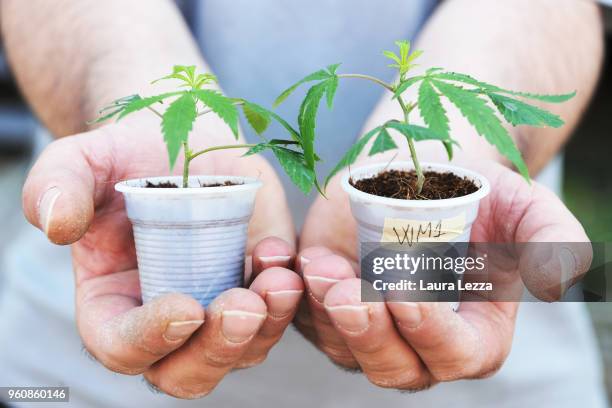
[22,118,303,399]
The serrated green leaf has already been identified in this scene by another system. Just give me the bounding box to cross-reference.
[408,49,423,63]
[325,76,339,109]
[243,143,269,156]
[418,79,452,160]
[269,111,301,143]
[161,93,197,169]
[274,69,330,107]
[298,81,327,169]
[432,80,530,180]
[327,63,342,75]
[325,126,382,186]
[394,76,424,97]
[242,101,271,134]
[383,50,401,64]
[369,127,397,156]
[443,141,455,161]
[385,121,449,142]
[488,93,564,128]
[89,107,124,124]
[269,139,299,146]
[270,146,315,194]
[116,92,184,120]
[396,40,410,62]
[432,72,576,103]
[426,67,444,75]
[193,89,239,138]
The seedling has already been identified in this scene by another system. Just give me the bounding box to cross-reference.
[95,65,316,192]
[275,40,575,196]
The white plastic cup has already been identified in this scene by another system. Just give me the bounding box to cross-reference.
[115,175,262,306]
[342,161,490,246]
[342,162,491,310]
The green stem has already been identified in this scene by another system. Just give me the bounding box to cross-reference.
[337,74,395,92]
[146,106,163,119]
[188,143,256,161]
[181,143,256,188]
[182,141,191,188]
[397,96,424,195]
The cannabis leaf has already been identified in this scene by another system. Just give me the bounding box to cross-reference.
[270,146,316,194]
[325,126,382,186]
[384,40,422,77]
[274,69,331,107]
[431,71,576,103]
[369,127,397,156]
[418,79,453,160]
[394,76,424,97]
[488,93,564,128]
[117,92,184,120]
[298,81,327,169]
[193,89,239,138]
[153,65,218,89]
[161,93,197,169]
[432,80,529,180]
[241,101,271,135]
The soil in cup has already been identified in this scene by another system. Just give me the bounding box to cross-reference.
[144,180,243,188]
[351,170,478,200]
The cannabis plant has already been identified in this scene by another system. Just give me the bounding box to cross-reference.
[275,41,575,194]
[95,65,316,192]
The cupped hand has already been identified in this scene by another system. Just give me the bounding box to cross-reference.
[296,159,590,390]
[22,117,303,399]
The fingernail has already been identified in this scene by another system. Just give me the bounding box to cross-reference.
[304,276,340,303]
[259,255,291,269]
[38,187,61,235]
[392,302,422,329]
[266,290,303,318]
[164,320,204,342]
[325,305,370,333]
[221,311,266,343]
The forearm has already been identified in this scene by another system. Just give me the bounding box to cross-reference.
[1,0,205,137]
[363,0,604,173]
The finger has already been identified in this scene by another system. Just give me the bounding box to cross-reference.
[76,270,205,375]
[387,300,518,382]
[325,279,433,390]
[514,185,592,301]
[296,246,333,275]
[250,237,295,280]
[22,136,98,244]
[236,267,304,368]
[144,288,266,399]
[292,247,334,341]
[302,254,358,368]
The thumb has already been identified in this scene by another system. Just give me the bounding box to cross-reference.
[22,134,98,245]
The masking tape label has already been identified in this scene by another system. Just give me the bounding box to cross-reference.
[381,212,466,245]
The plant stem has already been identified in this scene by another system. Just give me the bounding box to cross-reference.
[182,141,191,188]
[146,106,163,119]
[188,143,257,161]
[396,96,424,194]
[337,74,395,93]
[180,143,257,188]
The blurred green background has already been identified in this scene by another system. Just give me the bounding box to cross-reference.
[572,8,612,402]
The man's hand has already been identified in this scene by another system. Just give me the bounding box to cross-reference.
[22,118,303,399]
[295,160,590,390]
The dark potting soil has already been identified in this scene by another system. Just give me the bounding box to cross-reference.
[351,170,479,200]
[144,180,242,188]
